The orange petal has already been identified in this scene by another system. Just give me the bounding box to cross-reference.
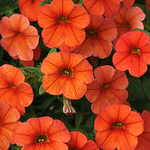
[2,65,25,86]
[50,0,74,16]
[33,45,41,60]
[0,16,15,38]
[0,67,9,88]
[130,21,144,30]
[10,14,29,32]
[59,42,76,52]
[123,0,135,8]
[1,121,21,144]
[23,25,39,49]
[0,135,10,150]
[69,5,89,28]
[66,131,87,149]
[42,24,65,48]
[20,59,34,67]
[48,119,70,142]
[82,140,99,150]
[41,52,62,74]
[17,82,33,107]
[84,0,105,16]
[38,4,58,28]
[64,23,86,46]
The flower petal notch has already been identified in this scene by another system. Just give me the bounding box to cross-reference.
[41,51,94,100]
[85,65,129,114]
[84,0,121,18]
[113,30,150,77]
[94,104,144,150]
[18,0,44,21]
[38,0,89,48]
[0,14,39,61]
[66,131,99,150]
[14,116,71,150]
[73,14,117,59]
[0,64,34,115]
[0,101,21,149]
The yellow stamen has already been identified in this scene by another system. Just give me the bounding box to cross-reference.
[131,47,141,55]
[123,22,131,28]
[100,83,109,91]
[35,134,50,143]
[112,122,125,129]
[60,68,73,77]
[86,29,97,36]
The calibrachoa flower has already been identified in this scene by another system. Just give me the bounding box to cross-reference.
[135,110,150,150]
[13,45,41,67]
[113,5,145,42]
[94,104,144,150]
[41,51,94,99]
[18,0,44,21]
[0,14,39,61]
[0,64,34,115]
[73,14,117,59]
[14,116,71,150]
[85,65,129,114]
[66,131,99,150]
[0,101,21,150]
[84,0,121,17]
[38,0,89,48]
[113,30,150,77]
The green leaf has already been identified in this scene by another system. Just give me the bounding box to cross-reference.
[143,76,150,101]
[48,47,57,55]
[39,84,45,95]
[126,75,145,99]
[75,111,84,129]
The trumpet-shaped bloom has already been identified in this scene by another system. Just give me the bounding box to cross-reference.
[85,65,129,114]
[38,0,89,48]
[73,14,117,59]
[0,14,39,61]
[0,64,34,115]
[18,0,44,21]
[94,104,144,150]
[41,51,94,100]
[66,131,99,150]
[84,0,122,18]
[113,5,145,42]
[14,116,71,150]
[113,31,150,77]
[135,110,150,150]
[0,101,21,150]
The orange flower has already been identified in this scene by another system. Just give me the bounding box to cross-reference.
[84,0,122,17]
[146,0,150,10]
[113,30,150,77]
[0,64,34,115]
[14,116,71,150]
[135,110,150,150]
[94,104,144,150]
[0,101,21,149]
[85,65,129,114]
[0,14,39,61]
[66,131,99,150]
[41,51,94,99]
[113,5,145,42]
[18,0,44,21]
[38,0,89,48]
[73,14,117,59]
[13,45,41,67]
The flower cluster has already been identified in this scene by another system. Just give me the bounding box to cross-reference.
[0,0,150,149]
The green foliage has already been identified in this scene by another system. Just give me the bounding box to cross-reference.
[143,76,150,101]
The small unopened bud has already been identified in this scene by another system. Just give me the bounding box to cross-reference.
[63,96,76,115]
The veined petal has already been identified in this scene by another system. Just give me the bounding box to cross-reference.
[69,5,89,28]
[0,135,10,150]
[50,0,74,16]
[123,0,135,8]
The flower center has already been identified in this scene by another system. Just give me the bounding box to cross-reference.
[100,83,109,91]
[112,122,125,129]
[60,68,73,77]
[10,84,16,89]
[86,29,97,36]
[123,22,131,28]
[130,47,141,55]
[35,134,50,143]
[57,16,70,23]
